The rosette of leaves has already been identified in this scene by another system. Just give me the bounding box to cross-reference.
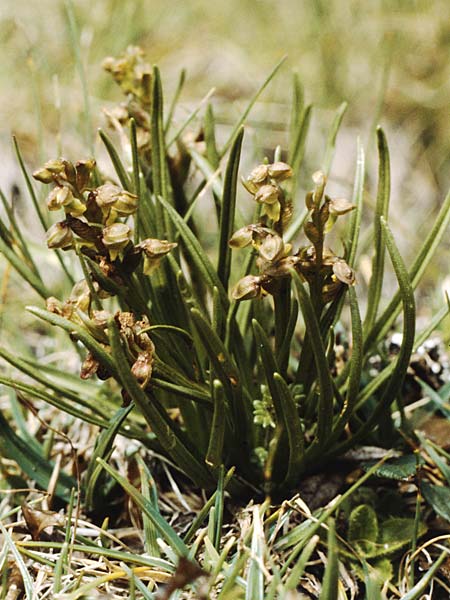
[1,55,449,503]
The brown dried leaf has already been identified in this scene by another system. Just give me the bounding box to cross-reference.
[21,504,64,541]
[155,557,207,600]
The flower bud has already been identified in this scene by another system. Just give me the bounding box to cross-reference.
[95,183,122,209]
[102,223,132,260]
[258,234,285,262]
[47,186,74,211]
[46,222,73,249]
[332,259,356,285]
[33,167,54,183]
[268,162,292,181]
[44,159,66,174]
[75,159,96,191]
[131,351,154,387]
[255,184,280,206]
[249,164,269,184]
[231,275,262,301]
[229,226,253,249]
[68,280,92,313]
[138,238,177,275]
[328,197,355,216]
[112,189,138,217]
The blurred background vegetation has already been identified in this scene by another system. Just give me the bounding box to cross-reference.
[1,0,450,324]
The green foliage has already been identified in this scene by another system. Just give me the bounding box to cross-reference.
[1,48,450,514]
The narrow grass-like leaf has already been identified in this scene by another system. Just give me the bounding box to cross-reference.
[136,455,160,558]
[130,118,141,195]
[217,127,244,291]
[98,128,132,191]
[276,298,299,373]
[164,68,186,134]
[159,196,228,308]
[289,104,312,178]
[187,147,223,198]
[0,187,41,277]
[213,466,225,550]
[364,127,390,332]
[401,550,447,600]
[252,319,283,424]
[0,410,75,501]
[220,56,286,158]
[284,534,319,592]
[85,404,134,510]
[13,137,47,231]
[17,539,173,571]
[273,372,305,488]
[319,520,339,600]
[183,467,234,544]
[190,309,240,392]
[13,136,76,283]
[0,375,115,433]
[98,457,188,557]
[27,305,118,378]
[167,87,215,149]
[322,102,347,175]
[288,72,304,158]
[108,317,213,488]
[0,522,34,600]
[204,102,220,168]
[364,182,450,351]
[333,217,415,453]
[291,272,334,444]
[205,380,226,469]
[332,285,362,437]
[347,140,365,268]
[64,0,94,154]
[246,506,265,600]
[0,236,49,298]
[151,66,169,202]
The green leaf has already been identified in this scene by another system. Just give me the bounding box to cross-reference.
[291,272,334,444]
[158,196,229,309]
[205,380,226,469]
[220,56,287,158]
[217,127,244,292]
[0,235,49,298]
[421,481,450,523]
[401,551,447,600]
[348,504,379,555]
[0,522,34,600]
[333,217,415,453]
[362,454,424,481]
[322,102,347,176]
[204,102,220,169]
[364,175,450,352]
[246,506,265,600]
[284,535,319,592]
[273,373,305,488]
[26,305,118,379]
[373,517,426,558]
[319,520,339,600]
[347,139,365,268]
[98,128,132,191]
[13,136,48,231]
[164,68,186,134]
[0,410,75,501]
[107,317,213,488]
[85,404,134,511]
[97,458,188,557]
[364,127,390,332]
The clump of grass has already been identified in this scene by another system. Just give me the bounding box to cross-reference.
[1,45,450,598]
